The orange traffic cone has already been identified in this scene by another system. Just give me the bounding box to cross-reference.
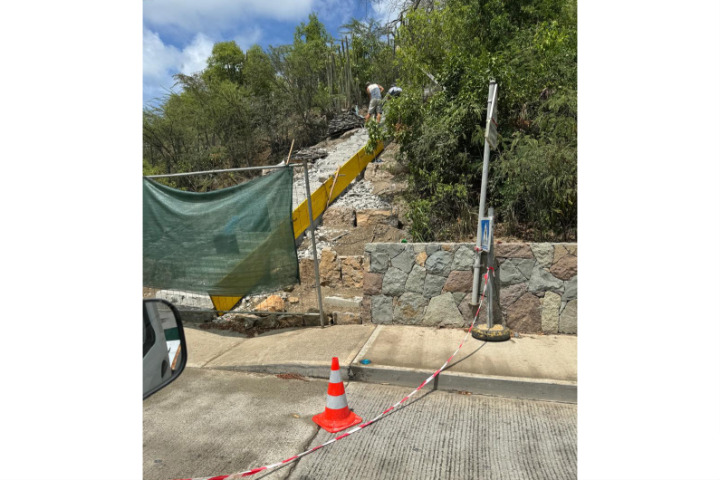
[312,357,363,433]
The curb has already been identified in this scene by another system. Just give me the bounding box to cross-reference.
[208,363,352,381]
[207,362,576,404]
[348,364,577,404]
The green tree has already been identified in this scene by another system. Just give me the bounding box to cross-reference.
[269,13,334,145]
[243,45,275,97]
[340,18,397,94]
[203,41,245,85]
[143,70,265,191]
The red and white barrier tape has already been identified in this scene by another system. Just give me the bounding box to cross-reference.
[178,268,494,480]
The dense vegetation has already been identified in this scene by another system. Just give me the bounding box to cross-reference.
[143,0,577,241]
[143,14,396,190]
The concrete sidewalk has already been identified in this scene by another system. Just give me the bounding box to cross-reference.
[183,323,577,403]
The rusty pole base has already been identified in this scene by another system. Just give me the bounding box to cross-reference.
[471,324,512,342]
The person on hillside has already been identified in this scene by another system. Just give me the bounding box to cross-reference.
[365,82,384,123]
[384,84,404,135]
[386,84,402,99]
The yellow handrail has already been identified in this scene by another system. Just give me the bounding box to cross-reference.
[291,141,384,239]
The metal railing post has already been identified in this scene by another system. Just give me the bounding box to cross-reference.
[303,159,326,327]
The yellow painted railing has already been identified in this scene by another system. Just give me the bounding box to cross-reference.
[291,140,384,239]
[209,140,385,313]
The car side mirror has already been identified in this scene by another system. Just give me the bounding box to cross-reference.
[143,299,188,399]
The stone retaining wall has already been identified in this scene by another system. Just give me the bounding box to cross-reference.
[361,242,577,334]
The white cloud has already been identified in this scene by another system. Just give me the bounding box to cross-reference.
[143,28,180,83]
[142,0,321,105]
[143,28,215,105]
[233,27,264,51]
[179,33,214,74]
[144,0,313,33]
[371,0,405,27]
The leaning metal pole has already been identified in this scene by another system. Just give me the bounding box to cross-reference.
[470,81,509,342]
[303,159,326,327]
[471,80,496,307]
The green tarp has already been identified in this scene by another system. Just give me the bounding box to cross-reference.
[143,168,299,296]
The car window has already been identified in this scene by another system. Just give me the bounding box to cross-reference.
[143,309,156,357]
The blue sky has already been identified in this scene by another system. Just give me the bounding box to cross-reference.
[143,0,401,107]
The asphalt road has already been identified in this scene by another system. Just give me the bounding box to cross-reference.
[144,368,576,480]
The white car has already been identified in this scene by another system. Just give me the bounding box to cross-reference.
[143,299,187,399]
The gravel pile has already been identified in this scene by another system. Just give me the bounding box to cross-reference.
[296,226,352,259]
[292,129,387,212]
[332,179,390,210]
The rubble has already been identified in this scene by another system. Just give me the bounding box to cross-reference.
[291,147,328,162]
[327,109,364,137]
[292,129,389,215]
[333,180,391,210]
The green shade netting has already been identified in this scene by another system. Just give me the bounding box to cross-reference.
[143,168,299,296]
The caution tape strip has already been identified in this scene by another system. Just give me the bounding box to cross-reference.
[177,267,494,480]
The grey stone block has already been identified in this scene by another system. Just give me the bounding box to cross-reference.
[499,261,526,286]
[426,243,442,256]
[562,275,577,302]
[452,292,466,305]
[528,265,564,293]
[385,243,407,259]
[369,250,390,273]
[382,267,409,296]
[426,250,453,276]
[451,245,476,271]
[393,292,428,324]
[405,264,427,294]
[391,248,416,273]
[422,292,464,327]
[559,299,577,334]
[423,274,446,298]
[513,258,536,280]
[371,295,393,324]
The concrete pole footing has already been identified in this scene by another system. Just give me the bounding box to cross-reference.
[471,324,511,342]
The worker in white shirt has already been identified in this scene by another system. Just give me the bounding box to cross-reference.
[365,82,384,123]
